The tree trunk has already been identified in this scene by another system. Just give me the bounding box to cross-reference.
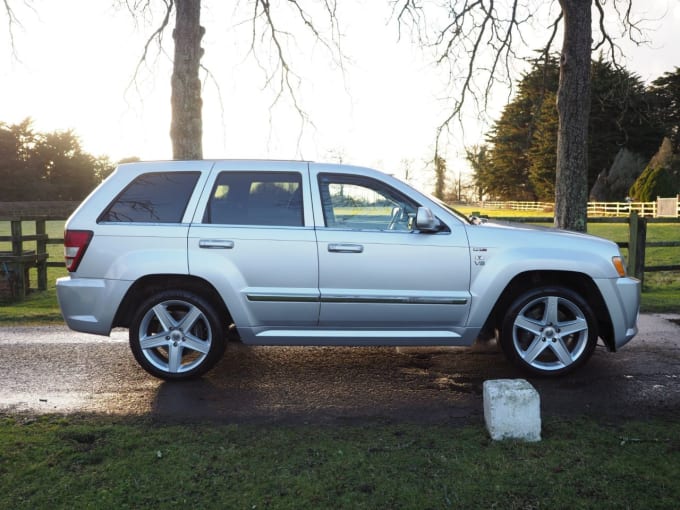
[433,154,447,200]
[554,0,591,232]
[171,0,204,160]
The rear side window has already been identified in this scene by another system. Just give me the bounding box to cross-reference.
[205,172,303,227]
[99,172,199,223]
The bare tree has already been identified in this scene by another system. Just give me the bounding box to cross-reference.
[433,152,447,199]
[400,157,413,183]
[171,0,203,159]
[393,0,645,232]
[5,1,344,159]
[121,0,344,160]
[554,0,591,231]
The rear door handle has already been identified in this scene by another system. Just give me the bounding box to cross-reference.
[328,243,363,253]
[199,239,235,249]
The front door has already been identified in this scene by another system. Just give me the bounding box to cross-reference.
[312,171,470,330]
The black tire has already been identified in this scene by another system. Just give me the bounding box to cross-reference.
[499,286,598,377]
[129,290,226,380]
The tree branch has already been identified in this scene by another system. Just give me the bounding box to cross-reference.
[247,0,346,155]
[390,0,426,43]
[592,0,618,62]
[2,0,37,59]
[396,0,649,163]
[429,0,527,154]
[2,0,19,54]
[127,0,174,89]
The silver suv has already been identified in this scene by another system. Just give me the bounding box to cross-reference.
[57,160,640,380]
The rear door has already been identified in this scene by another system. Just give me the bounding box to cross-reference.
[188,161,319,330]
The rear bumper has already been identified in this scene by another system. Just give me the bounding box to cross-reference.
[56,276,131,336]
[594,276,641,350]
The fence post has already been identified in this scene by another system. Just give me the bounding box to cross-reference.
[36,220,47,291]
[10,220,26,300]
[628,211,647,285]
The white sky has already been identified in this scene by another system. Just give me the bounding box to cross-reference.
[1,0,679,191]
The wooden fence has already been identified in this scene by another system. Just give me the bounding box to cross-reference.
[0,218,67,300]
[1,207,678,300]
[0,202,79,300]
[482,196,679,218]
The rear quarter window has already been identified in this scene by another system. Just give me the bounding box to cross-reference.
[99,172,200,223]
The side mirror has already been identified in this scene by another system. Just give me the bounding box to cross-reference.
[415,207,441,232]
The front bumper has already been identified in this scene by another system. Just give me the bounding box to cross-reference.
[594,276,641,350]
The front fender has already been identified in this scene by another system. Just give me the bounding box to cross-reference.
[466,241,619,328]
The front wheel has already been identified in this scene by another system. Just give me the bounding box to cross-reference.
[129,290,225,380]
[500,286,598,377]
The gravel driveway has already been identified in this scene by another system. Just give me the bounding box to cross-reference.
[1,314,678,424]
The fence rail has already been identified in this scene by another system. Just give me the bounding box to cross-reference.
[482,201,553,212]
[1,206,679,300]
[481,197,679,218]
[0,218,67,300]
[587,201,658,217]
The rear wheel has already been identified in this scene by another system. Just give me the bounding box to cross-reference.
[500,286,597,377]
[129,290,225,380]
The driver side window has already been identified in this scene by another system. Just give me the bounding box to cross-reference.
[318,174,417,231]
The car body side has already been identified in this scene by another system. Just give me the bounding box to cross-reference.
[56,160,639,353]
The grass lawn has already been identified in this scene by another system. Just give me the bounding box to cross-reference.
[1,416,679,509]
[1,216,679,509]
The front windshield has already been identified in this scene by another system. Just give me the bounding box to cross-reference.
[389,173,472,224]
[428,194,472,224]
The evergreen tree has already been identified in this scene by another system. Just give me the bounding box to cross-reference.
[486,101,535,200]
[528,91,558,201]
[648,67,680,153]
[588,58,661,190]
[486,58,560,200]
[629,138,680,201]
[483,58,662,201]
[0,118,113,201]
[591,148,647,201]
[465,144,492,201]
[0,119,40,201]
[32,130,98,200]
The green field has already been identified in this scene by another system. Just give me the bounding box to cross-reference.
[1,214,678,322]
[0,220,66,322]
[1,217,679,509]
[0,416,679,509]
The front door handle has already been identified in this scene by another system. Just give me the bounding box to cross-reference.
[199,239,235,249]
[328,243,363,253]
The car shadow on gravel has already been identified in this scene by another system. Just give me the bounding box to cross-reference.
[148,337,680,426]
[149,343,503,425]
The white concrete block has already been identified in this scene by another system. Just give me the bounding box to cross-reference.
[483,379,541,442]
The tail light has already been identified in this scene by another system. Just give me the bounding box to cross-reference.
[64,230,93,272]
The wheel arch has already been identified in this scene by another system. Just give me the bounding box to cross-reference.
[481,270,615,350]
[112,274,233,330]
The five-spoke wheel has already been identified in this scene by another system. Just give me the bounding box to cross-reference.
[500,286,598,376]
[129,290,225,380]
